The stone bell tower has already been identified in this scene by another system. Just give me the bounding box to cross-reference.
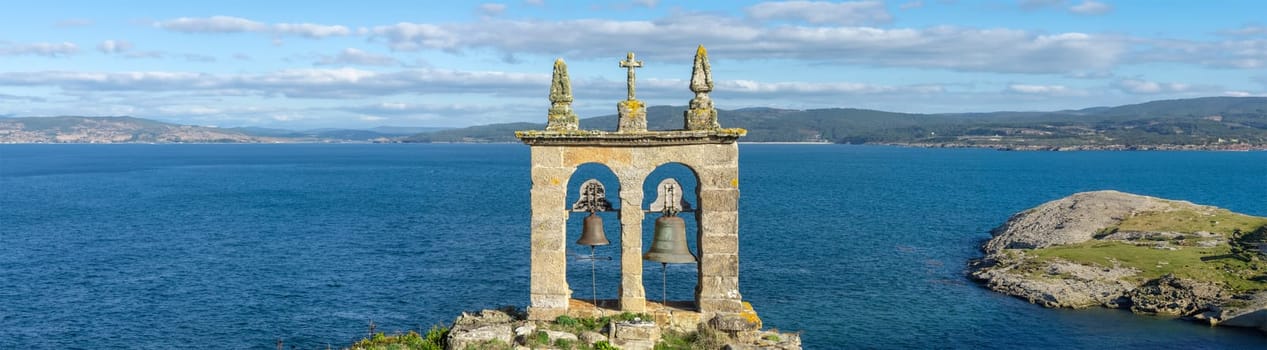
[516,46,746,321]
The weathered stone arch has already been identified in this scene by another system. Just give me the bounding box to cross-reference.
[524,143,742,320]
[563,163,622,302]
[640,162,702,304]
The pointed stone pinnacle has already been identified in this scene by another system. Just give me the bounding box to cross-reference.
[546,58,578,131]
[549,58,572,104]
[685,45,719,130]
[690,45,712,94]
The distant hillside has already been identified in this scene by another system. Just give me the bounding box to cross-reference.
[404,97,1267,150]
[0,116,273,143]
[369,126,451,135]
[0,117,449,143]
[228,127,399,141]
[5,97,1266,148]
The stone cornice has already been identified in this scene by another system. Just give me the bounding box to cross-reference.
[515,128,746,146]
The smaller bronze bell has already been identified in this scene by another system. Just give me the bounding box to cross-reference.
[576,212,610,246]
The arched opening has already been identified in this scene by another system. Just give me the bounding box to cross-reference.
[564,162,621,309]
[640,162,701,311]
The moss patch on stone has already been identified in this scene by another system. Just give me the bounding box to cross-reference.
[1030,241,1267,291]
[1114,208,1267,236]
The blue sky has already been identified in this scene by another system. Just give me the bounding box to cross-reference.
[1,0,1265,129]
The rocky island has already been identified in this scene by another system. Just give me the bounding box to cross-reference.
[970,191,1267,332]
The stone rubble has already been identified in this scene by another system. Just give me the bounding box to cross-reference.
[443,308,801,350]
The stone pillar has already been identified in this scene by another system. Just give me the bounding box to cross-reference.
[694,144,743,317]
[616,171,648,312]
[528,147,574,320]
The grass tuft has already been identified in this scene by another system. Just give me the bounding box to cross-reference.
[348,324,448,350]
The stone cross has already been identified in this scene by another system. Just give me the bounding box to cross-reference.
[619,52,643,101]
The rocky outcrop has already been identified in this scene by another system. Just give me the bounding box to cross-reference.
[971,191,1267,334]
[1207,292,1267,331]
[983,190,1180,254]
[1128,274,1229,316]
[447,309,514,349]
[972,259,1138,308]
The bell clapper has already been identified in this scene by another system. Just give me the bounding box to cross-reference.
[660,262,668,308]
[590,244,598,308]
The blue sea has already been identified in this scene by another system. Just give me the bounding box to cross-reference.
[1,144,1265,349]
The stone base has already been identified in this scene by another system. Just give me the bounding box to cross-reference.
[545,113,578,131]
[617,99,647,132]
[621,296,647,313]
[566,298,702,332]
[647,300,704,332]
[684,107,719,130]
[527,306,567,321]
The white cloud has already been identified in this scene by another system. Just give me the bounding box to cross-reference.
[369,22,460,51]
[0,42,78,56]
[0,93,46,102]
[0,68,549,99]
[719,80,944,95]
[1221,90,1261,97]
[1020,0,1112,15]
[273,23,352,38]
[746,1,892,26]
[1132,37,1267,69]
[1220,25,1267,37]
[633,0,659,8]
[1019,0,1065,10]
[55,19,94,27]
[124,51,165,59]
[1006,84,1082,96]
[183,54,217,62]
[1068,1,1112,15]
[479,3,508,16]
[368,18,1126,74]
[154,16,350,38]
[316,48,399,66]
[1114,78,1191,94]
[900,1,924,10]
[97,40,134,54]
[342,102,504,116]
[156,105,223,115]
[155,16,268,33]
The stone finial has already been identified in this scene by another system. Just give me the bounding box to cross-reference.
[617,52,647,132]
[690,45,713,94]
[685,45,720,130]
[546,58,579,131]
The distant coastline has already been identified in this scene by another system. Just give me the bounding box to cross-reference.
[884,142,1267,152]
[5,140,1266,152]
[4,96,1267,148]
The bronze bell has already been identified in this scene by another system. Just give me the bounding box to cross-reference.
[643,214,697,264]
[576,212,610,246]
